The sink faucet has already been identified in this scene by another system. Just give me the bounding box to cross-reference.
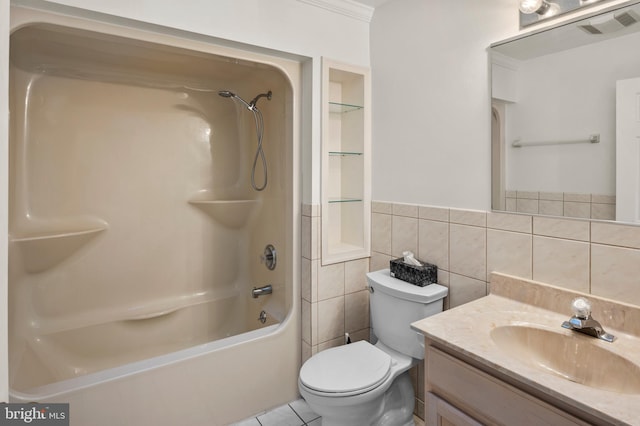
[561,297,616,342]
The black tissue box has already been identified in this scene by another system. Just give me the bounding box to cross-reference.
[389,257,437,287]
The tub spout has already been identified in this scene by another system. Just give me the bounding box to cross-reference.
[252,284,272,298]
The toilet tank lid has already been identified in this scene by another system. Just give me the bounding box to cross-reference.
[366,269,448,303]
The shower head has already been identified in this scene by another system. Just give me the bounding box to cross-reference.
[219,89,253,110]
[217,89,272,191]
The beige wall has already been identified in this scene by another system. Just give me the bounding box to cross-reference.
[302,199,640,418]
[371,201,640,308]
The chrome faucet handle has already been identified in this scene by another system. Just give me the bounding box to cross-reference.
[562,297,616,342]
[571,297,592,319]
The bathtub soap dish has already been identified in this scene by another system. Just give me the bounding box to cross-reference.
[389,257,437,287]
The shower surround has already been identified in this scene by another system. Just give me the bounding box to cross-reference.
[8,8,300,425]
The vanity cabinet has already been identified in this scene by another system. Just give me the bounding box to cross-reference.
[321,58,371,265]
[425,346,591,426]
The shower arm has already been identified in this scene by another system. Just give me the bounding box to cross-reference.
[249,91,272,110]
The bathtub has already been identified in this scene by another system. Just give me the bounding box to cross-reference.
[8,7,301,425]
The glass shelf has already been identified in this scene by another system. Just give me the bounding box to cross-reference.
[328,197,363,203]
[329,151,363,156]
[329,102,364,114]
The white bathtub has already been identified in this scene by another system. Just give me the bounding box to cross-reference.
[8,7,301,425]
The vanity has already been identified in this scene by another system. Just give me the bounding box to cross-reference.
[412,273,640,426]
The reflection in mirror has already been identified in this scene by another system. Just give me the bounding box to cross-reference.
[491,1,640,223]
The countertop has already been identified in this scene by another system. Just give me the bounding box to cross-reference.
[411,272,640,426]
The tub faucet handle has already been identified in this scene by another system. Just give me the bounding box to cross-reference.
[260,244,277,270]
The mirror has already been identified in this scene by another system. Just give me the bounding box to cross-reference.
[491,0,640,222]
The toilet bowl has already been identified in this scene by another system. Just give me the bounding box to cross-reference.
[299,269,448,426]
[299,340,415,426]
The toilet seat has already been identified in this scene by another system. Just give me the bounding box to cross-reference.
[299,341,392,397]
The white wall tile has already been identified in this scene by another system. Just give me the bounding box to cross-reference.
[592,221,640,249]
[533,216,589,241]
[449,224,486,281]
[372,201,393,214]
[393,202,419,218]
[517,191,539,200]
[539,192,563,201]
[516,198,538,214]
[538,200,563,216]
[591,194,615,204]
[371,212,392,254]
[301,299,311,345]
[564,192,590,202]
[449,208,486,227]
[391,215,418,257]
[533,236,589,293]
[487,229,532,281]
[418,206,449,222]
[318,262,345,301]
[345,290,370,333]
[449,273,487,308]
[591,203,615,221]
[301,215,311,259]
[486,212,531,233]
[317,296,344,343]
[369,252,391,272]
[591,244,640,306]
[418,219,449,270]
[301,257,312,302]
[563,202,590,219]
[345,258,369,293]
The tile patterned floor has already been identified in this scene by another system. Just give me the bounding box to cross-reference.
[229,399,320,426]
[229,398,425,426]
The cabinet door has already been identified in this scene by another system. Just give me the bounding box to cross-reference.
[426,347,590,426]
[426,392,482,426]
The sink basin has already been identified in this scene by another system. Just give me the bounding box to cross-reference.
[490,325,640,394]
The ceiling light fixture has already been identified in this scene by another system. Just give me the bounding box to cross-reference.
[520,0,615,27]
[519,0,552,15]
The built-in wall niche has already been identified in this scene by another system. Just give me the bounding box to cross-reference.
[321,58,371,265]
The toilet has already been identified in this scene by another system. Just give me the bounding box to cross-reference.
[299,268,448,426]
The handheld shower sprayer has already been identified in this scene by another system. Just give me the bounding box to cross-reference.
[218,90,272,111]
[218,89,272,191]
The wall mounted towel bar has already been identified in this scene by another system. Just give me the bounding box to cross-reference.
[512,134,600,148]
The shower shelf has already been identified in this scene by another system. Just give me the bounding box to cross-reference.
[188,199,260,229]
[329,102,363,114]
[321,58,371,265]
[12,225,108,273]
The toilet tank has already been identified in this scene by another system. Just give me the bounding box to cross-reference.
[367,269,448,360]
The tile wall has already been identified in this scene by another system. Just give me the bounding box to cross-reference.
[300,204,371,364]
[505,190,615,220]
[301,201,640,419]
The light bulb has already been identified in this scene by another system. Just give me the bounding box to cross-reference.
[519,0,553,15]
[519,0,544,14]
[541,2,560,17]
